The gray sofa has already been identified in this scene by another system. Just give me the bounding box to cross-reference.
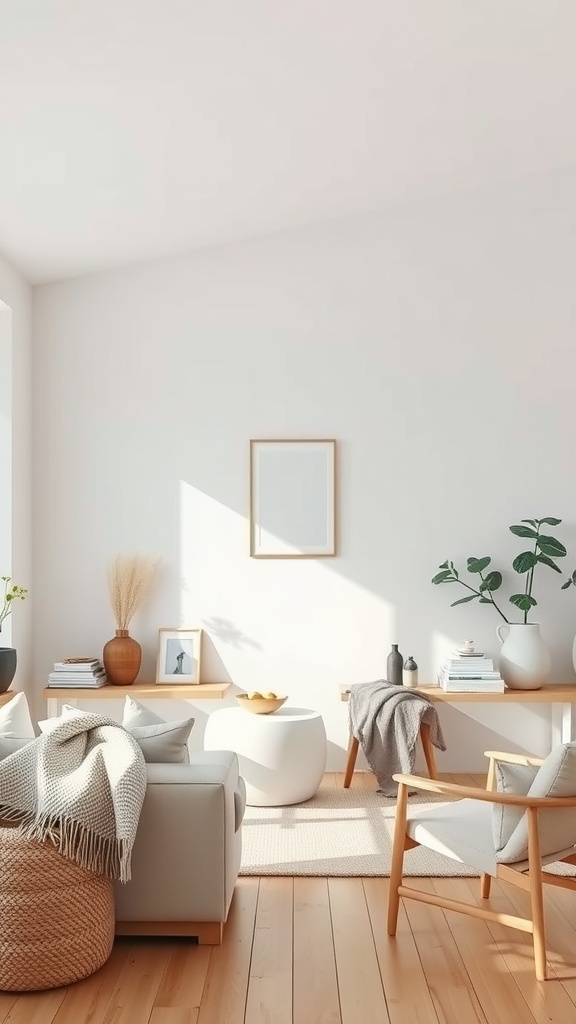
[114,750,246,944]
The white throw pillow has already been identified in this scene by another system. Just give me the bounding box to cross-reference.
[496,743,576,864]
[492,762,539,853]
[37,703,94,734]
[122,696,194,764]
[0,692,36,760]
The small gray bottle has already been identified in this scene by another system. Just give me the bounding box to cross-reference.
[386,644,403,687]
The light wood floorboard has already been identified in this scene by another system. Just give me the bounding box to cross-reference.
[3,772,576,1024]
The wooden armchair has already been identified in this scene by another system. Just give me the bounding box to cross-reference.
[387,746,576,980]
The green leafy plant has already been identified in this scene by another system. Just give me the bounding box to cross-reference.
[0,576,28,633]
[432,518,567,624]
[561,569,576,592]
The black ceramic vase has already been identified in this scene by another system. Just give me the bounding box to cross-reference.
[386,644,403,687]
[0,647,17,693]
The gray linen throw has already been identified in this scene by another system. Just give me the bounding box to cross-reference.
[349,680,446,796]
[0,710,147,881]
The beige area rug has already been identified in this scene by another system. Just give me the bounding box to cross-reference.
[240,779,479,877]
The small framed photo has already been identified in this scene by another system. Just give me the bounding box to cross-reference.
[156,628,203,684]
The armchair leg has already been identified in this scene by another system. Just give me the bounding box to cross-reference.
[480,873,492,898]
[387,782,409,936]
[527,808,547,981]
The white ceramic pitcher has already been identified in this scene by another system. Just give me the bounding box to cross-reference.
[496,622,551,690]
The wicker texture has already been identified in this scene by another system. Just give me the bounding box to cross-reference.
[0,826,115,991]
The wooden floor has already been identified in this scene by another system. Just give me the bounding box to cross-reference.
[2,772,576,1024]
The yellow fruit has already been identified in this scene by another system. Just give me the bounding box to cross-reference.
[248,691,264,700]
[263,692,277,700]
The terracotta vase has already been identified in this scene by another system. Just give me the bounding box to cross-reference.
[102,630,141,686]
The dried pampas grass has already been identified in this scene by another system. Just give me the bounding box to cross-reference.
[106,554,157,630]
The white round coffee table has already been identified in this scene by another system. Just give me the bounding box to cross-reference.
[203,706,327,806]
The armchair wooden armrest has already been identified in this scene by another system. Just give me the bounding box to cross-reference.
[483,749,545,791]
[392,773,576,808]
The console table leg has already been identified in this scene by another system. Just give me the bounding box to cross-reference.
[419,722,438,780]
[551,702,573,746]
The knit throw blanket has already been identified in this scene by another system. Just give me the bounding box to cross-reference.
[349,680,447,797]
[0,711,147,881]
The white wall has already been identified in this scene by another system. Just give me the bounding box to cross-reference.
[32,168,576,769]
[0,253,33,699]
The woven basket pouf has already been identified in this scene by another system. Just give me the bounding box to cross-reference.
[0,826,115,991]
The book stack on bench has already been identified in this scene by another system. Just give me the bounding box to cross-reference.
[438,646,505,693]
[47,657,108,688]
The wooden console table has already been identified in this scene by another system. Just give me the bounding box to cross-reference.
[340,683,576,783]
[44,681,231,717]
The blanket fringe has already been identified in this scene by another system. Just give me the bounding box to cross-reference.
[0,804,131,882]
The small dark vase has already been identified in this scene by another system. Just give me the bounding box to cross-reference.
[102,630,141,686]
[0,647,17,693]
[386,644,403,687]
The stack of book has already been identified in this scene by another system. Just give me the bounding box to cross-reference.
[47,658,108,688]
[438,648,505,693]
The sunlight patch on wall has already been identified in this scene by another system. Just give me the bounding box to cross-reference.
[179,480,395,693]
[0,301,12,643]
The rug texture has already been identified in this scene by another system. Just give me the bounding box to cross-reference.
[240,780,478,877]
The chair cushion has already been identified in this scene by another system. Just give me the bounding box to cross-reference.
[122,696,194,764]
[492,762,539,853]
[496,742,576,864]
[0,692,36,761]
[407,799,497,875]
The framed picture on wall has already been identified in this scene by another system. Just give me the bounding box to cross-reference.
[250,438,337,558]
[156,628,203,684]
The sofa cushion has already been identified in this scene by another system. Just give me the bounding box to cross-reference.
[122,696,194,764]
[0,692,36,761]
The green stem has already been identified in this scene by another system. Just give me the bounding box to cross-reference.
[525,533,539,624]
[453,576,509,623]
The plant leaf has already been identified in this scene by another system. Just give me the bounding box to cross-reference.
[536,535,567,558]
[512,551,538,574]
[479,597,493,603]
[538,517,562,526]
[561,580,573,589]
[450,595,478,607]
[467,556,491,573]
[509,525,537,538]
[482,571,503,591]
[431,570,453,584]
[537,553,562,573]
[509,593,537,610]
[438,561,449,569]
[521,519,538,527]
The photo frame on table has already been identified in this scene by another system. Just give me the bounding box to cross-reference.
[156,628,203,684]
[250,438,337,558]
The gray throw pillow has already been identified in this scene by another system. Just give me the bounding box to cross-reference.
[122,696,194,764]
[492,762,539,853]
[496,743,576,864]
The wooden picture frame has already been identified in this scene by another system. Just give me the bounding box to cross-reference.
[250,438,337,558]
[156,628,203,684]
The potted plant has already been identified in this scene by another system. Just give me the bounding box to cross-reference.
[431,517,567,690]
[0,576,28,692]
